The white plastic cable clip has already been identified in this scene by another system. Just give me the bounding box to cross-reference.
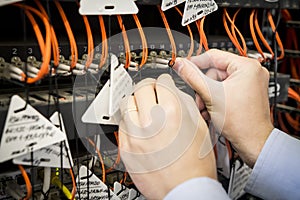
[25,64,40,74]
[154,57,169,65]
[57,63,71,71]
[9,64,23,75]
[76,62,85,70]
[88,63,99,70]
[9,73,22,81]
[72,69,86,75]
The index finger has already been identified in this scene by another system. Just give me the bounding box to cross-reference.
[188,49,241,71]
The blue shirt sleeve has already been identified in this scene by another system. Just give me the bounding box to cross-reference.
[164,129,300,200]
[245,128,300,200]
[164,177,230,200]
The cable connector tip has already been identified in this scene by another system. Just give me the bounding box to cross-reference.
[168,60,175,68]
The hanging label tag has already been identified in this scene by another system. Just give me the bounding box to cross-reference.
[216,136,230,179]
[228,160,252,200]
[79,0,138,15]
[76,166,120,200]
[161,0,186,11]
[0,95,66,163]
[0,0,23,7]
[81,81,120,125]
[128,188,146,200]
[114,182,130,200]
[81,54,133,125]
[13,111,73,168]
[182,0,218,26]
[109,54,133,116]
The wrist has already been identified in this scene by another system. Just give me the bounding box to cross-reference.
[243,123,274,168]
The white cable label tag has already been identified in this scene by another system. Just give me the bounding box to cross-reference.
[128,188,146,200]
[79,0,138,15]
[161,0,186,11]
[228,160,252,200]
[81,81,120,125]
[182,0,218,26]
[81,54,133,125]
[109,55,133,116]
[76,166,120,200]
[114,182,130,200]
[0,95,65,163]
[13,111,73,168]
[0,0,23,7]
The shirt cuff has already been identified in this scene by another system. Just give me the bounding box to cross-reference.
[245,128,300,199]
[164,177,230,200]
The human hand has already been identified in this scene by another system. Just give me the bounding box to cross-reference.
[118,74,216,199]
[173,49,274,167]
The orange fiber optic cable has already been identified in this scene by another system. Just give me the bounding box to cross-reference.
[196,17,208,55]
[82,14,94,68]
[157,5,176,66]
[223,8,247,56]
[87,137,106,183]
[250,9,266,61]
[18,165,32,200]
[14,4,51,83]
[132,14,148,67]
[174,7,194,58]
[69,168,76,200]
[106,131,121,173]
[267,11,284,60]
[230,9,247,56]
[54,0,78,69]
[98,16,108,68]
[117,15,131,69]
[34,0,60,67]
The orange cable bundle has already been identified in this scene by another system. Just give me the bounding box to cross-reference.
[231,9,247,55]
[18,165,32,200]
[14,4,51,83]
[174,7,194,58]
[117,15,131,69]
[34,0,60,67]
[24,10,45,55]
[250,9,285,62]
[87,137,106,183]
[132,14,148,67]
[157,5,176,66]
[254,10,274,59]
[75,0,94,69]
[54,0,78,69]
[223,8,247,57]
[98,16,108,68]
[249,9,266,60]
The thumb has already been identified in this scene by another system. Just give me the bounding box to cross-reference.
[172,57,217,105]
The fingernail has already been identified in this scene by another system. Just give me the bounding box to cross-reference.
[172,58,184,73]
